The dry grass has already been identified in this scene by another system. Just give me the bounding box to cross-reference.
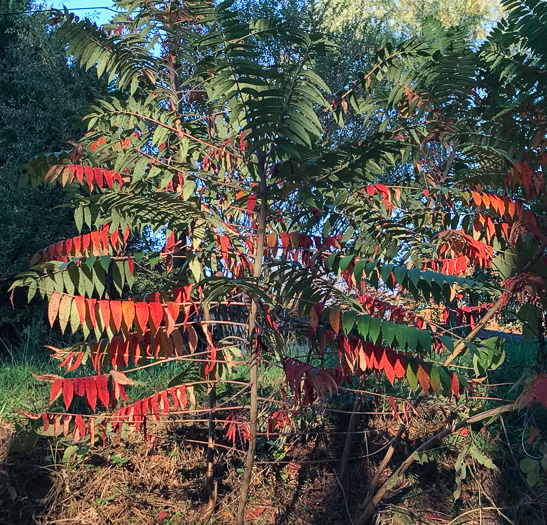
[1,403,547,525]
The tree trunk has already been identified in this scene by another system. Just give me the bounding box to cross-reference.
[236,156,268,525]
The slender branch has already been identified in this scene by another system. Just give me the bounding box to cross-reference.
[356,403,517,525]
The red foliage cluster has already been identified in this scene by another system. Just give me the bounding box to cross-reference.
[223,412,250,445]
[30,225,129,264]
[282,357,340,405]
[438,230,493,268]
[442,304,494,328]
[506,158,546,201]
[357,295,426,328]
[47,284,196,335]
[502,272,546,306]
[31,381,194,444]
[289,333,463,401]
[46,164,126,192]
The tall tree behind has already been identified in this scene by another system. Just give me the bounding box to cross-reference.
[236,0,501,141]
[0,0,105,341]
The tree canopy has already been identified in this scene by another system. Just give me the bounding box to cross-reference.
[9,0,547,522]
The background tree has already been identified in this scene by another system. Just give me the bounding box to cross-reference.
[0,0,105,343]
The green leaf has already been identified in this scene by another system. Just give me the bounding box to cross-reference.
[520,458,541,487]
[406,359,419,391]
[356,315,371,339]
[342,310,356,334]
[369,317,382,344]
[469,445,497,470]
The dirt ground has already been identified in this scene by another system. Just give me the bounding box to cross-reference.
[0,413,545,525]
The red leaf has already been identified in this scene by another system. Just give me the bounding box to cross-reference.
[310,302,322,331]
[220,235,230,259]
[74,165,84,185]
[177,385,188,409]
[50,379,63,404]
[100,224,109,252]
[74,414,86,442]
[451,372,460,399]
[103,169,113,188]
[62,379,74,410]
[161,390,170,414]
[165,302,180,335]
[84,166,95,191]
[93,167,104,188]
[135,302,149,333]
[90,231,101,256]
[149,394,160,421]
[99,300,111,331]
[247,193,257,212]
[42,412,50,432]
[383,350,396,385]
[82,233,91,254]
[110,300,123,332]
[148,301,163,332]
[74,377,85,397]
[96,375,110,408]
[169,387,180,411]
[85,377,98,411]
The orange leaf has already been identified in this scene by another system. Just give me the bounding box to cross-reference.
[48,291,62,327]
[471,191,482,207]
[417,364,430,394]
[329,308,341,333]
[121,300,135,331]
[74,295,86,325]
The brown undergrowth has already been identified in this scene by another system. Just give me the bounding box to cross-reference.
[1,407,546,525]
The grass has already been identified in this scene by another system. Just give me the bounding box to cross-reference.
[0,335,58,423]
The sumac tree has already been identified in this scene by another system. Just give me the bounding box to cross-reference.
[12,0,547,523]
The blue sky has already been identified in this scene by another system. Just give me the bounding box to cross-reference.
[50,0,120,25]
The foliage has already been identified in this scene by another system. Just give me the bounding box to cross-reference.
[317,0,502,39]
[9,0,547,522]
